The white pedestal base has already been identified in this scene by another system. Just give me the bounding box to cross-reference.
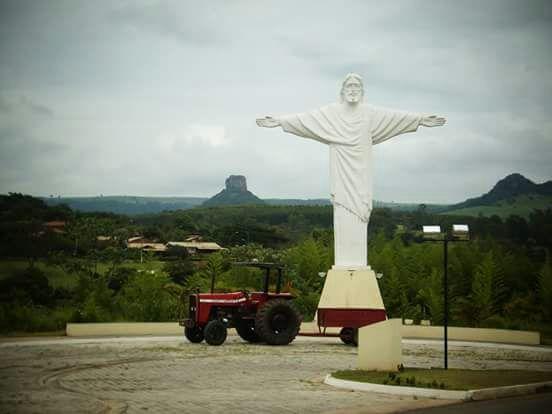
[318,267,385,309]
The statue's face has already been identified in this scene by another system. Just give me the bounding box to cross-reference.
[343,79,363,103]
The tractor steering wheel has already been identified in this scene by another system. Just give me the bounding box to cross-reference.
[240,289,250,300]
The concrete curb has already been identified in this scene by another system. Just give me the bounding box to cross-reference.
[468,381,552,401]
[324,374,552,401]
[324,375,468,400]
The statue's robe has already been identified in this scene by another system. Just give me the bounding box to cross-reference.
[280,103,421,267]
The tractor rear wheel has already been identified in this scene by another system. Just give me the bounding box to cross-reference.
[339,327,358,346]
[235,319,261,343]
[184,326,204,343]
[255,299,301,345]
[204,320,227,346]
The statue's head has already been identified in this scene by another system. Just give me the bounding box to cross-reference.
[340,73,364,104]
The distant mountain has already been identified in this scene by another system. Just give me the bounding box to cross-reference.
[202,175,265,207]
[442,173,552,218]
[448,173,552,210]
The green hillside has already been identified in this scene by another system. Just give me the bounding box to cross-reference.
[44,195,206,215]
[442,194,552,218]
[202,189,264,207]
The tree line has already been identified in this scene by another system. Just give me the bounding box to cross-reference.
[0,193,551,340]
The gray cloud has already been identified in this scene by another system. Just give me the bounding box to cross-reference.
[0,0,551,203]
[108,1,228,46]
[20,97,54,117]
[0,95,54,118]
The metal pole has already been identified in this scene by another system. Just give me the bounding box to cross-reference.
[443,238,449,370]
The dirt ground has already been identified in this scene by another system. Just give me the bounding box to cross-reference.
[1,335,551,414]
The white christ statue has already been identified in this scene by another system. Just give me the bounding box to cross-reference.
[257,73,446,269]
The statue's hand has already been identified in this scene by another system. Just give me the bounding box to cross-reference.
[256,116,281,128]
[420,115,446,127]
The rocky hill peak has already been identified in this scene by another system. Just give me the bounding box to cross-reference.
[489,173,536,198]
[202,175,264,207]
[225,175,247,192]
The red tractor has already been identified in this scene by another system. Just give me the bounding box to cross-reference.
[180,262,302,346]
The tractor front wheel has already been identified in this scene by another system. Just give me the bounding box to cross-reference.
[184,326,204,343]
[235,319,261,343]
[255,299,301,345]
[204,320,227,346]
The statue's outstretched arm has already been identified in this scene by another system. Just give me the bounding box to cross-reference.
[257,110,334,145]
[420,115,446,127]
[256,116,281,128]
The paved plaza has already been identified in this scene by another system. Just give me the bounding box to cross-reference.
[1,335,551,413]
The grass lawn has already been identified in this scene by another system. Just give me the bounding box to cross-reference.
[332,369,552,391]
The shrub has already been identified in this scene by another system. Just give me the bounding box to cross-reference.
[107,266,136,292]
[117,272,178,321]
[480,314,508,330]
[0,304,73,332]
[293,291,320,321]
[163,256,195,285]
[72,273,117,322]
[0,266,54,306]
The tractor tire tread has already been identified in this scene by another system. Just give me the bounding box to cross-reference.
[204,320,227,346]
[184,326,204,343]
[255,298,302,346]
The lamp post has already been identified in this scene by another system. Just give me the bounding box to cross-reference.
[422,224,470,370]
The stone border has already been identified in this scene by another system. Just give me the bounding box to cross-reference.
[324,374,552,401]
[65,322,540,345]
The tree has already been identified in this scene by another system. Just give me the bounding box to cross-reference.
[163,250,195,285]
[505,215,529,244]
[196,253,224,293]
[469,252,498,325]
[283,237,331,319]
[118,272,177,321]
[538,255,552,321]
[0,266,54,307]
[418,269,444,325]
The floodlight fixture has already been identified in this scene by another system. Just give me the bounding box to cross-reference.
[452,224,470,241]
[318,272,326,279]
[376,272,384,279]
[423,225,441,233]
[422,225,444,241]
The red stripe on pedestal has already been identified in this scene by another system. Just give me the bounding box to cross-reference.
[317,308,387,328]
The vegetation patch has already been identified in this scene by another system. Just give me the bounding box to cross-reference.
[332,368,552,391]
[1,193,552,338]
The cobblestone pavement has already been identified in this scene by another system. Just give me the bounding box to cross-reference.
[1,335,551,414]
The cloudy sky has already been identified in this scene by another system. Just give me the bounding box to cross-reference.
[1,0,551,203]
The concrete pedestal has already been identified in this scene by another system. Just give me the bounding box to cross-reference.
[317,267,386,328]
[358,318,402,371]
